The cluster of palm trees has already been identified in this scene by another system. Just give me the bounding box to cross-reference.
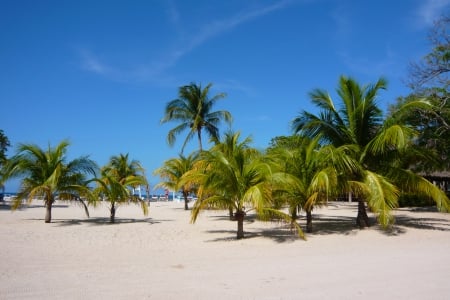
[2,142,148,223]
[157,78,450,239]
[1,77,449,239]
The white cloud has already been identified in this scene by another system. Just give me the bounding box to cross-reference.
[160,0,296,72]
[165,0,182,33]
[77,1,297,84]
[79,49,109,75]
[214,79,258,98]
[417,0,450,26]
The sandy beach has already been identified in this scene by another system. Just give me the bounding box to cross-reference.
[0,199,449,300]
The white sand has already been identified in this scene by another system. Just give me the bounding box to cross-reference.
[0,200,449,300]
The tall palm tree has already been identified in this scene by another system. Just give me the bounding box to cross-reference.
[93,153,148,223]
[161,82,233,153]
[292,76,449,228]
[153,152,199,210]
[4,140,97,223]
[187,131,273,239]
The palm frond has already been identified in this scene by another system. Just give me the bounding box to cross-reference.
[364,170,399,228]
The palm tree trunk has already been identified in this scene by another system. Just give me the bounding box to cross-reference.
[229,206,234,220]
[356,199,370,228]
[110,202,116,223]
[235,210,245,239]
[306,209,313,233]
[197,128,202,152]
[183,191,189,210]
[45,201,52,223]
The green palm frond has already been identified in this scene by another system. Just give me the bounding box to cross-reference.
[364,171,399,228]
[389,169,450,212]
[161,82,232,152]
[259,207,306,240]
[5,140,97,221]
[365,124,416,156]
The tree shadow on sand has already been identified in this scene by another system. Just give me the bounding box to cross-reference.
[204,214,358,243]
[389,213,449,233]
[23,217,173,226]
[201,206,450,242]
[0,202,69,211]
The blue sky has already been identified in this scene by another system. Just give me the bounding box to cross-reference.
[1,0,449,192]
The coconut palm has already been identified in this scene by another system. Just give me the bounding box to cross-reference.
[267,136,360,233]
[93,153,148,223]
[153,152,199,210]
[188,131,273,239]
[161,82,233,153]
[4,140,97,223]
[292,76,449,228]
[91,170,148,223]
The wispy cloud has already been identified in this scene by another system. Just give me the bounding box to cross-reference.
[214,79,258,98]
[77,1,296,84]
[165,0,182,34]
[339,47,399,79]
[79,49,110,75]
[160,0,295,72]
[416,0,450,26]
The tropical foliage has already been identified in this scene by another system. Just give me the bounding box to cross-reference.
[91,153,148,223]
[186,131,277,239]
[161,82,233,152]
[267,136,360,232]
[4,140,97,222]
[391,14,450,172]
[153,152,199,210]
[292,76,450,228]
[0,129,11,193]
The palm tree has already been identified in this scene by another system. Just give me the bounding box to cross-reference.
[267,136,359,233]
[91,170,148,223]
[153,152,199,210]
[93,153,148,223]
[4,140,97,223]
[186,131,274,239]
[0,129,10,197]
[161,82,233,153]
[292,76,449,228]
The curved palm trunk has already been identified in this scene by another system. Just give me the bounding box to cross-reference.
[110,202,116,223]
[235,210,245,239]
[356,199,370,228]
[183,191,189,210]
[306,209,313,233]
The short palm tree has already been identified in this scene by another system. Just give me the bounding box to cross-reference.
[292,76,449,228]
[268,136,359,233]
[92,153,148,223]
[188,131,273,239]
[161,82,233,153]
[4,140,97,223]
[153,152,199,210]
